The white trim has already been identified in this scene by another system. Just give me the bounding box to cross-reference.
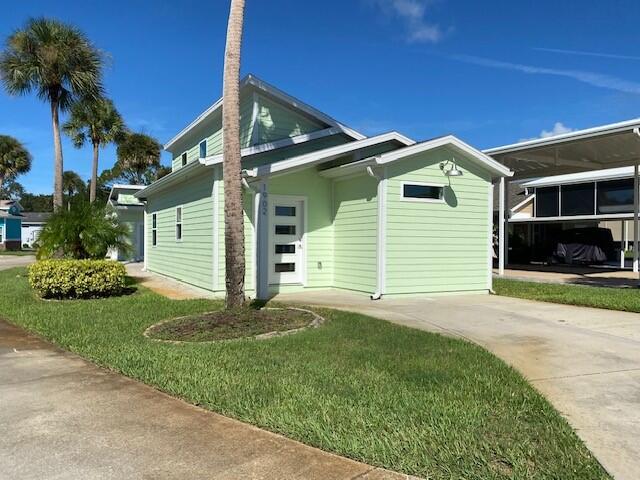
[202,127,343,165]
[181,151,188,167]
[509,212,635,223]
[199,139,207,159]
[377,168,388,296]
[135,160,207,198]
[164,74,365,151]
[400,181,446,203]
[511,194,534,214]
[175,206,183,241]
[485,118,640,156]
[249,91,260,146]
[487,181,494,291]
[498,176,505,275]
[267,194,307,287]
[520,166,636,188]
[212,167,220,291]
[143,209,148,270]
[151,213,158,247]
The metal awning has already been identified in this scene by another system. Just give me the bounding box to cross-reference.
[485,118,640,180]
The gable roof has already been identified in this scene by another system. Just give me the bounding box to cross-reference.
[108,184,146,206]
[164,74,365,152]
[21,212,51,224]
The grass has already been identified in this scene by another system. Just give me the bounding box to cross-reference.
[0,267,608,479]
[0,250,34,256]
[147,306,316,341]
[494,277,640,313]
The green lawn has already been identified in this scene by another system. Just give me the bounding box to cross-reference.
[0,268,608,479]
[494,277,640,313]
[0,250,34,256]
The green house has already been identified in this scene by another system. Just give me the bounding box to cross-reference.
[135,75,512,299]
[107,185,146,261]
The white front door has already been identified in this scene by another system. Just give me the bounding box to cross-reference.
[268,196,304,285]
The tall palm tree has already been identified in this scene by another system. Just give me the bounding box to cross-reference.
[0,134,31,197]
[115,132,161,184]
[62,170,85,210]
[222,0,247,309]
[0,18,103,211]
[63,97,125,203]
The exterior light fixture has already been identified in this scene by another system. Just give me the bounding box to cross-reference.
[440,159,463,177]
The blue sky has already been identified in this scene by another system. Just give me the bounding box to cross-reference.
[2,0,640,194]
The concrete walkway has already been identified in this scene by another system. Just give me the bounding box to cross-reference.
[0,320,414,480]
[0,254,35,271]
[125,262,215,300]
[275,290,640,480]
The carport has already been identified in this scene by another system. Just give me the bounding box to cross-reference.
[485,118,640,279]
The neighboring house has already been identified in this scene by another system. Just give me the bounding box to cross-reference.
[21,212,51,248]
[0,200,23,251]
[107,185,146,261]
[135,74,511,299]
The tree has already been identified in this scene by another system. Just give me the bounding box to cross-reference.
[62,170,86,210]
[35,200,130,260]
[222,0,247,309]
[115,132,161,184]
[63,97,125,203]
[0,134,31,198]
[19,193,54,212]
[0,18,103,211]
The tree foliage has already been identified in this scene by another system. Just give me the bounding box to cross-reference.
[113,132,163,184]
[0,134,31,197]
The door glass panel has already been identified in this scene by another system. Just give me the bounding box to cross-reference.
[275,206,296,216]
[275,244,295,254]
[275,263,295,272]
[275,225,296,235]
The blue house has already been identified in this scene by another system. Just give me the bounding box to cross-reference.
[0,200,23,251]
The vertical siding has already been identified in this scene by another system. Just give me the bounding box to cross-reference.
[385,148,491,295]
[146,173,214,290]
[333,174,378,293]
[253,94,323,144]
[268,169,334,288]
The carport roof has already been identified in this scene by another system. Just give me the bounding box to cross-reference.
[485,118,640,180]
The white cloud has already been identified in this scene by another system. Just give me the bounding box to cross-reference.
[372,0,446,43]
[534,48,640,62]
[451,54,640,95]
[520,122,575,142]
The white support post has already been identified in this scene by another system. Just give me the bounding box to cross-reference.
[621,220,627,269]
[504,180,510,267]
[634,164,639,273]
[498,176,505,275]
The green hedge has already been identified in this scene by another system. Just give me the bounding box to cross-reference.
[28,260,127,299]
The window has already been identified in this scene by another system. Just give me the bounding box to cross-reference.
[151,213,157,246]
[561,182,595,216]
[199,140,207,158]
[401,183,444,202]
[275,244,296,254]
[175,207,183,241]
[181,152,187,167]
[535,186,559,217]
[275,225,296,235]
[597,179,634,214]
[0,225,3,243]
[275,206,296,216]
[275,263,295,273]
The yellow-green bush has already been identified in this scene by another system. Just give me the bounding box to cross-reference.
[28,260,127,299]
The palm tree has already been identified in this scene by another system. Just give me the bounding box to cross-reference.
[222,0,247,309]
[62,170,86,210]
[0,18,103,211]
[0,134,31,197]
[63,97,125,203]
[115,132,161,185]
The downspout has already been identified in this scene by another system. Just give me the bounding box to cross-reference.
[366,160,385,300]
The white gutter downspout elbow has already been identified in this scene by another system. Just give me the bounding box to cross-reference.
[241,169,259,192]
[366,158,384,301]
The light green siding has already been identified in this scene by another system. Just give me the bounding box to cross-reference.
[253,95,323,145]
[146,173,214,290]
[268,169,335,289]
[333,175,378,293]
[384,148,491,295]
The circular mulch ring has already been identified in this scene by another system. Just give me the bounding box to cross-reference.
[143,307,325,344]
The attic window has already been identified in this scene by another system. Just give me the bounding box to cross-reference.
[199,140,207,158]
[181,152,187,166]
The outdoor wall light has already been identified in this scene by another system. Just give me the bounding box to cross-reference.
[440,159,463,177]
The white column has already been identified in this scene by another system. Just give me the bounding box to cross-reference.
[504,180,510,267]
[621,220,627,269]
[498,176,505,275]
[634,164,639,273]
[142,208,148,271]
[254,181,270,300]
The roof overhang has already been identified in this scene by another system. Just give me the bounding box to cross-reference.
[164,74,365,152]
[486,119,640,180]
[321,135,513,179]
[134,160,209,199]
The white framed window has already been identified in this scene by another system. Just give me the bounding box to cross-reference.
[400,182,445,203]
[181,152,187,167]
[0,225,4,243]
[199,140,207,158]
[175,207,183,241]
[151,213,157,246]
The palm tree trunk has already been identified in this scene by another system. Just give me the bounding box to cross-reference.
[90,141,99,203]
[222,0,246,310]
[51,99,64,211]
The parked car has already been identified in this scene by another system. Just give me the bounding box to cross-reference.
[553,227,615,265]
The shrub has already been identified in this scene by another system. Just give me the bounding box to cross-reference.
[28,259,127,299]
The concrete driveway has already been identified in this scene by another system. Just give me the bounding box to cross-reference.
[0,254,35,271]
[275,290,640,480]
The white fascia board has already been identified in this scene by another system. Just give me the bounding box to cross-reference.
[134,161,208,198]
[247,132,415,179]
[202,127,342,166]
[520,166,636,188]
[510,212,634,223]
[164,74,365,151]
[379,135,512,177]
[108,184,147,204]
[511,194,534,214]
[485,118,640,155]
